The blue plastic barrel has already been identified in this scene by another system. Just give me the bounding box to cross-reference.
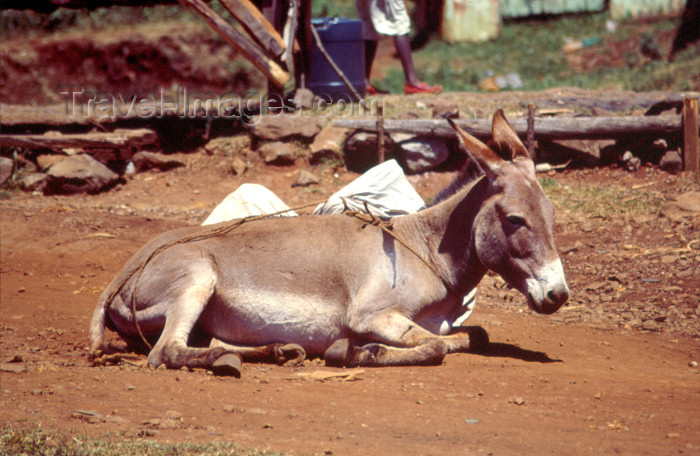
[307,18,366,101]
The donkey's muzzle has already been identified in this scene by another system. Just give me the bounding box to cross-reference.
[536,283,569,314]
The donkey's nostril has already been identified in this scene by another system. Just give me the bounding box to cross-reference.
[547,286,569,305]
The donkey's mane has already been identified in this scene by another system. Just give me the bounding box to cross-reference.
[429,157,483,206]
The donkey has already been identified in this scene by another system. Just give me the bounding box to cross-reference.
[89,110,569,376]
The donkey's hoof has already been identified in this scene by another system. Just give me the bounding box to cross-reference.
[324,339,352,367]
[465,326,490,352]
[212,353,242,378]
[275,343,306,367]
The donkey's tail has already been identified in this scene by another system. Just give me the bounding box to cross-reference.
[89,289,110,359]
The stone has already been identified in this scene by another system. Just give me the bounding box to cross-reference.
[293,170,320,187]
[248,114,323,141]
[45,154,120,195]
[231,157,247,176]
[259,142,296,165]
[19,173,48,192]
[671,191,700,212]
[642,319,660,331]
[0,157,14,185]
[397,137,450,174]
[309,125,349,163]
[132,151,185,172]
[0,363,26,373]
[36,154,67,170]
[292,88,314,110]
[652,138,668,151]
[344,131,395,173]
[203,136,250,156]
[659,150,683,174]
[429,101,459,119]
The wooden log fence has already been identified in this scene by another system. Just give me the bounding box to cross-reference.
[0,129,158,151]
[332,115,689,141]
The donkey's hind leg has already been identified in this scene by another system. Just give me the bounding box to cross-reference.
[146,264,242,377]
[210,339,306,366]
[325,311,483,367]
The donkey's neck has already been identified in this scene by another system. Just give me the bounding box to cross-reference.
[395,176,489,297]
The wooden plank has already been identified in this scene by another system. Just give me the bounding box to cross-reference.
[683,97,699,172]
[333,115,688,140]
[177,0,289,87]
[218,0,285,57]
[0,129,158,151]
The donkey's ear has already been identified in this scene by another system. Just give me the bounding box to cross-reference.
[447,117,503,175]
[491,109,531,161]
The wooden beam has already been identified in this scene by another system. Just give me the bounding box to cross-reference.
[682,97,699,172]
[177,0,289,87]
[333,115,688,140]
[218,0,285,58]
[0,129,158,151]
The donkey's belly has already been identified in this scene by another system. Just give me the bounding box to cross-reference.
[199,291,347,355]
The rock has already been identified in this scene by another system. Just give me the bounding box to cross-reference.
[292,88,314,110]
[223,405,236,413]
[293,170,319,187]
[511,397,525,405]
[203,136,250,156]
[71,410,104,424]
[429,101,459,119]
[132,151,185,172]
[0,156,14,185]
[671,191,700,212]
[652,138,668,151]
[259,142,296,165]
[689,361,698,368]
[36,155,67,171]
[45,154,120,195]
[397,137,449,174]
[165,410,183,423]
[248,114,323,141]
[621,151,641,172]
[0,363,26,373]
[344,131,395,173]
[19,173,48,192]
[642,319,660,331]
[659,150,683,174]
[231,157,247,176]
[660,255,677,264]
[309,125,349,163]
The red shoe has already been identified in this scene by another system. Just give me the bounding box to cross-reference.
[367,85,390,95]
[404,81,442,94]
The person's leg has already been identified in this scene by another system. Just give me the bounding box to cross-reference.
[364,39,378,82]
[394,33,421,86]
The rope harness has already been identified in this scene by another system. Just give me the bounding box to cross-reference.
[102,198,448,351]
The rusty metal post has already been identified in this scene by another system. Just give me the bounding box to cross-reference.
[682,96,699,172]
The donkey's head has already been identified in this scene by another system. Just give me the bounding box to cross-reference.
[448,111,569,314]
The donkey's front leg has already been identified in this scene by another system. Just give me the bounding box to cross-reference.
[325,310,474,367]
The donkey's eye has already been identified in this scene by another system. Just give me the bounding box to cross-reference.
[506,214,527,227]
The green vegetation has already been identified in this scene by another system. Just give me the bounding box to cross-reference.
[0,424,286,456]
[1,4,696,94]
[538,176,666,217]
[383,12,698,93]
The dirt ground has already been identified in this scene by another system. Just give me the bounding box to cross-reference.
[1,150,699,455]
[1,14,700,456]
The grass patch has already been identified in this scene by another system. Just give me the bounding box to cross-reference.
[539,176,665,218]
[0,424,287,456]
[384,12,697,93]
